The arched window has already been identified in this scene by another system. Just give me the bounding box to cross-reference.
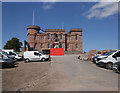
[76,44,78,48]
[54,33,57,40]
[34,33,37,40]
[48,43,50,48]
[60,34,63,40]
[67,44,69,49]
[34,43,37,49]
[41,43,43,48]
[60,43,62,48]
[28,33,30,40]
[54,33,58,42]
[76,34,78,40]
[48,33,50,40]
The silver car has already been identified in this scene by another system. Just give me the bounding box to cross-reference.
[0,51,15,60]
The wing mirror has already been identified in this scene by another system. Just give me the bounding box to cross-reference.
[1,55,3,59]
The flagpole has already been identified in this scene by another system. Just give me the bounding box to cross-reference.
[33,9,34,25]
[62,23,63,29]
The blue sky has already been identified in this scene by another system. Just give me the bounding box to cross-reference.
[2,2,118,52]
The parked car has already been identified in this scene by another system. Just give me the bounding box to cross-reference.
[23,51,50,62]
[2,49,23,61]
[97,50,120,70]
[95,50,117,64]
[0,54,16,68]
[113,62,120,74]
[91,56,98,63]
[78,56,81,59]
[0,51,15,60]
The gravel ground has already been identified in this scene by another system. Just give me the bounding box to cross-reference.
[2,61,50,91]
[2,55,118,91]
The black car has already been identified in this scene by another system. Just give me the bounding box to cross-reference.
[113,62,120,74]
[0,58,16,68]
[91,56,98,63]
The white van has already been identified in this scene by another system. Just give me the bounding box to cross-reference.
[2,49,23,61]
[97,50,120,70]
[23,51,50,62]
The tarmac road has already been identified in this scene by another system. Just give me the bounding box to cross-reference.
[2,55,118,91]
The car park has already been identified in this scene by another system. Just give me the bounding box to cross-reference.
[97,50,120,70]
[113,62,120,74]
[2,49,23,61]
[23,51,50,62]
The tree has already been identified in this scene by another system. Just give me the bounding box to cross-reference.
[3,37,22,52]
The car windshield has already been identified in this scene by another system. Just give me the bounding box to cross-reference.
[39,52,44,55]
[102,50,117,56]
[13,52,19,55]
[1,51,9,56]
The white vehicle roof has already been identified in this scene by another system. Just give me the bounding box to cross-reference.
[24,51,39,53]
[2,49,14,51]
[2,49,14,53]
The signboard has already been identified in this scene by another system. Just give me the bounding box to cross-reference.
[50,48,64,56]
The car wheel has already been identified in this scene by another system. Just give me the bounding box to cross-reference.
[106,63,113,70]
[78,56,80,59]
[25,59,30,62]
[42,58,45,62]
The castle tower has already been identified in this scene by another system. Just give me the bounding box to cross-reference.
[66,29,83,53]
[27,26,40,51]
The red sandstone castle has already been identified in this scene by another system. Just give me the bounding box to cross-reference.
[27,25,83,53]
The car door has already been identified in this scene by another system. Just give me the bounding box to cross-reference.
[31,52,40,61]
[0,53,3,59]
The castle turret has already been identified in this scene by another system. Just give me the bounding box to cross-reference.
[27,26,40,51]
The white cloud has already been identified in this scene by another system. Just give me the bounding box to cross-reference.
[85,1,118,19]
[42,2,55,10]
[42,0,56,10]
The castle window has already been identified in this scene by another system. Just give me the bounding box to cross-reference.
[54,33,57,40]
[28,33,30,40]
[60,43,62,48]
[60,34,62,40]
[76,44,78,48]
[48,43,50,48]
[48,33,50,40]
[41,43,43,48]
[34,33,37,40]
[34,43,37,49]
[67,44,69,49]
[76,34,78,40]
